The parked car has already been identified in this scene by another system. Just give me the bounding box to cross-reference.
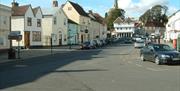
[124,38,133,44]
[140,43,180,65]
[100,40,106,46]
[134,40,145,48]
[80,41,91,49]
[93,39,102,47]
[80,41,96,49]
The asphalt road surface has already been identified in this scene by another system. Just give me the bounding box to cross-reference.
[0,43,180,91]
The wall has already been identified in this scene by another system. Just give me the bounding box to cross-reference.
[68,23,78,44]
[0,4,11,49]
[42,16,53,46]
[31,8,43,46]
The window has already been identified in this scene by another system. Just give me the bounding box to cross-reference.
[0,37,4,46]
[82,18,85,24]
[54,17,57,25]
[64,18,66,25]
[68,7,72,10]
[3,16,7,25]
[27,17,32,26]
[37,19,41,27]
[32,31,41,41]
[168,24,170,27]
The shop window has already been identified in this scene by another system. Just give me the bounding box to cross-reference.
[32,31,41,41]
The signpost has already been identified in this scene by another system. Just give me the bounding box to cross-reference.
[8,31,22,59]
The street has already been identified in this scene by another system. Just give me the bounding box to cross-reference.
[0,43,180,91]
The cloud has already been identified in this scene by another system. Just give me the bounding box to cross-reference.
[117,0,173,17]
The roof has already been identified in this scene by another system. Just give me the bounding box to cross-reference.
[33,7,39,15]
[12,5,31,16]
[93,13,105,24]
[68,1,89,17]
[145,21,165,27]
[68,19,78,24]
[168,9,180,19]
[42,7,59,16]
[114,17,136,24]
[113,17,124,24]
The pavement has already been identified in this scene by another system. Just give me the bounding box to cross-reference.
[0,45,80,64]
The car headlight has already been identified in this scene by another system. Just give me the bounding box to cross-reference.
[161,54,170,58]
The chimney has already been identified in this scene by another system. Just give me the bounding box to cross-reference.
[52,0,58,7]
[89,10,93,14]
[12,0,19,8]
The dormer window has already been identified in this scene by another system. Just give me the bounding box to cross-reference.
[27,17,32,26]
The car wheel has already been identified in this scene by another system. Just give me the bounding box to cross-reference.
[155,57,161,65]
[140,54,145,61]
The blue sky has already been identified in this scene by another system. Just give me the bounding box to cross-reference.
[1,0,179,18]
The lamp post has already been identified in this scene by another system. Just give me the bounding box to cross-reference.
[50,33,54,54]
[68,29,72,49]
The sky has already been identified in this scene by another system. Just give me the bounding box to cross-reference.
[0,0,180,18]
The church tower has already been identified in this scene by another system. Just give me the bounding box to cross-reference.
[52,0,58,7]
[114,0,118,9]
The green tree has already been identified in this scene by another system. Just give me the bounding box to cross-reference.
[139,5,168,27]
[105,8,125,30]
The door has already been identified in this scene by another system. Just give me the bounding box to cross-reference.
[59,34,62,45]
[81,35,84,43]
[147,46,155,61]
[24,31,30,48]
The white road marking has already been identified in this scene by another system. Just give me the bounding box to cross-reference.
[136,64,143,67]
[146,67,169,71]
[127,61,132,64]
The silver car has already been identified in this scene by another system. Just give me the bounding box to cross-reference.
[134,41,145,48]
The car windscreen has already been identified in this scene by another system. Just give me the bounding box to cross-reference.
[84,42,90,45]
[153,45,175,51]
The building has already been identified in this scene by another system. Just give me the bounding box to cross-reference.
[42,0,68,46]
[88,10,100,40]
[93,13,107,40]
[0,4,11,50]
[68,19,78,45]
[11,1,43,48]
[63,1,91,43]
[113,17,136,38]
[165,10,180,41]
[88,11,107,40]
[144,21,166,36]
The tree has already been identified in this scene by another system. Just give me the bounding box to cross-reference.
[105,8,125,30]
[139,5,168,27]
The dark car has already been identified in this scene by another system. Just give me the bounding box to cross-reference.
[80,42,91,49]
[140,44,180,65]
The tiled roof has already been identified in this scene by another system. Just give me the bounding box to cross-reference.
[69,1,89,17]
[145,21,165,27]
[12,5,30,16]
[93,13,105,24]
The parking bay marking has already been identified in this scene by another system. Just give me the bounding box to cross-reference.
[146,67,169,72]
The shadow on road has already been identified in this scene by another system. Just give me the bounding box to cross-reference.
[53,69,108,73]
[0,50,102,89]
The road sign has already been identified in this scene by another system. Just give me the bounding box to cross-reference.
[8,31,22,40]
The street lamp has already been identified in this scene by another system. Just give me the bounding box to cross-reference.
[68,29,72,49]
